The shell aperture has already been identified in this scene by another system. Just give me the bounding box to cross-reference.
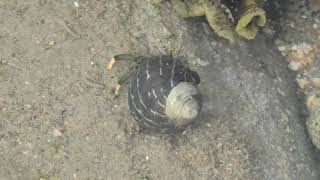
[165,82,201,127]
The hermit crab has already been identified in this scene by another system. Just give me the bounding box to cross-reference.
[108,54,202,133]
[152,0,267,43]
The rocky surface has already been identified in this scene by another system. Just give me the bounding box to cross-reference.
[0,0,319,179]
[274,0,320,152]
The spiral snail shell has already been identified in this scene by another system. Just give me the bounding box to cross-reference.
[128,55,202,133]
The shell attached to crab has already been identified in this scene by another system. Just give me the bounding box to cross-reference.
[152,0,267,43]
[108,54,202,133]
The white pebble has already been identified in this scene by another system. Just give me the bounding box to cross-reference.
[313,23,318,29]
[196,58,210,66]
[278,46,287,51]
[25,104,32,108]
[288,61,302,71]
[73,1,79,8]
[52,128,63,137]
[49,41,55,46]
[22,151,28,155]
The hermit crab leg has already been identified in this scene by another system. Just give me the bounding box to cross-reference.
[107,54,144,96]
[114,68,138,95]
[236,0,266,39]
[107,54,140,70]
[107,57,116,70]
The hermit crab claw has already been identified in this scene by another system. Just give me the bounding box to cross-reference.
[236,5,266,40]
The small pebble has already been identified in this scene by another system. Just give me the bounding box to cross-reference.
[290,23,295,28]
[313,24,318,29]
[196,58,210,66]
[22,151,28,155]
[25,104,32,109]
[217,142,223,148]
[52,128,63,137]
[73,1,79,8]
[278,46,287,51]
[211,41,217,47]
[49,41,55,46]
[288,61,302,71]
